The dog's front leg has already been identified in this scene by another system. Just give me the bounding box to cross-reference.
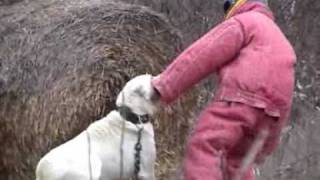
[138,170,156,180]
[138,155,156,180]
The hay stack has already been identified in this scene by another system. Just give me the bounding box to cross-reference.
[0,0,200,179]
[0,0,21,6]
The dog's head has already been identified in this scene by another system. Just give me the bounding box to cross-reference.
[116,74,158,116]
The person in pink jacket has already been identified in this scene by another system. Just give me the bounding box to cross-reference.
[124,0,296,179]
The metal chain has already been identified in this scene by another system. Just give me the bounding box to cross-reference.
[119,114,126,179]
[119,91,126,180]
[134,128,143,180]
[86,130,93,180]
[133,123,144,180]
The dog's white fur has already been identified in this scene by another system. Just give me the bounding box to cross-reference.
[36,74,157,180]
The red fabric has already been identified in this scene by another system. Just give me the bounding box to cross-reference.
[183,101,281,180]
[152,1,295,180]
[152,1,296,118]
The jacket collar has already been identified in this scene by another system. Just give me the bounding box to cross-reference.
[225,1,274,20]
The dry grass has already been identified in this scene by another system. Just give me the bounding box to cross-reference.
[0,0,200,179]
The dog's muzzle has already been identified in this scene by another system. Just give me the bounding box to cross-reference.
[117,106,150,124]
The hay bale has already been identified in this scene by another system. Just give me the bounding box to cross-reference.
[0,0,21,6]
[0,0,200,179]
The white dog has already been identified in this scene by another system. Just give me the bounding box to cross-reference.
[36,74,158,180]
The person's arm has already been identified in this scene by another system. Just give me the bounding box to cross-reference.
[152,18,245,104]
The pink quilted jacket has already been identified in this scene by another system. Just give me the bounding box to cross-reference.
[152,2,296,121]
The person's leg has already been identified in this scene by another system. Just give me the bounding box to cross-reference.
[183,101,266,180]
[225,156,256,180]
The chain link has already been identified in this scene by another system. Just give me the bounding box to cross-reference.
[133,118,144,180]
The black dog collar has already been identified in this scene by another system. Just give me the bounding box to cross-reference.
[117,106,150,124]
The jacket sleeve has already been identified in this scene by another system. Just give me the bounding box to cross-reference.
[152,18,245,104]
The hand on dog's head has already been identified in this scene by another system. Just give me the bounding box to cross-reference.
[116,74,158,116]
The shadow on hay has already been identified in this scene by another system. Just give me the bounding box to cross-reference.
[0,0,202,179]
